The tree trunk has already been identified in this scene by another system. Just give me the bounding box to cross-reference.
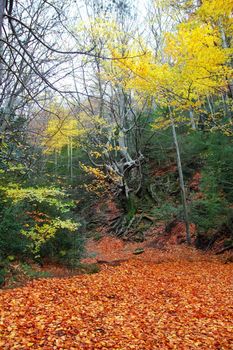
[0,0,6,40]
[218,19,233,98]
[54,150,58,175]
[0,0,6,86]
[189,109,196,130]
[170,115,191,245]
[70,137,73,181]
[67,142,70,173]
[207,95,214,117]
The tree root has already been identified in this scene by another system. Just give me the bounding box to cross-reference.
[216,245,233,255]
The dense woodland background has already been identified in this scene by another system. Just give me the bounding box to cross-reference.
[0,0,233,285]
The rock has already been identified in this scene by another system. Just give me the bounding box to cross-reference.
[133,248,144,255]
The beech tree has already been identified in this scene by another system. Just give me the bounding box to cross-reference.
[104,0,233,242]
[72,2,148,204]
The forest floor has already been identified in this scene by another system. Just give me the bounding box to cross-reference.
[0,235,233,349]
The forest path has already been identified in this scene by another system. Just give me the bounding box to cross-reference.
[0,239,233,349]
[82,234,220,265]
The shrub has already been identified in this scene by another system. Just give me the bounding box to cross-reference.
[150,202,182,222]
[0,204,30,258]
[0,185,83,264]
[42,227,85,267]
[190,196,229,233]
[20,263,51,279]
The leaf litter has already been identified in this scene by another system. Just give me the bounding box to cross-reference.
[0,238,233,349]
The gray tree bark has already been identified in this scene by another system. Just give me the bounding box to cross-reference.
[0,0,6,39]
[170,113,191,245]
[189,109,196,130]
[219,19,233,99]
[0,0,6,86]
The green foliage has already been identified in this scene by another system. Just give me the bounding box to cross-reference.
[0,204,30,257]
[0,265,7,286]
[190,196,228,233]
[150,203,182,222]
[188,132,233,235]
[125,195,138,221]
[147,128,175,166]
[0,185,83,263]
[178,130,207,177]
[93,233,102,242]
[42,228,84,267]
[224,238,233,247]
[201,133,233,201]
[21,218,79,258]
[1,185,74,213]
[90,232,103,241]
[0,109,37,183]
[20,263,51,279]
[145,130,233,239]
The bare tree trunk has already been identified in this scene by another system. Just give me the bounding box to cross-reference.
[70,137,73,181]
[207,95,214,117]
[67,142,70,173]
[54,150,58,175]
[170,114,191,245]
[189,109,196,130]
[0,0,6,39]
[219,19,233,98]
[221,93,230,119]
[0,0,6,85]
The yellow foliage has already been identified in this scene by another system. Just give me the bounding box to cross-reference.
[108,6,232,112]
[77,18,121,43]
[90,151,102,159]
[79,164,107,181]
[42,104,86,153]
[198,0,233,20]
[164,22,231,99]
[152,115,190,130]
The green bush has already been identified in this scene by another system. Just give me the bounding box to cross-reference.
[0,185,83,264]
[150,202,182,222]
[0,204,30,257]
[190,133,233,234]
[202,133,233,201]
[41,228,85,266]
[0,265,7,286]
[190,196,229,233]
[20,263,51,279]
